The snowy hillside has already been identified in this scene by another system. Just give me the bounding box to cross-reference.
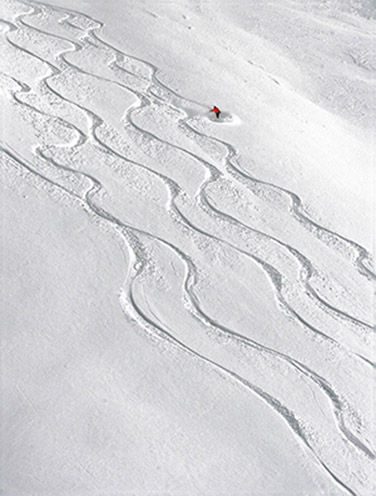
[1,0,375,494]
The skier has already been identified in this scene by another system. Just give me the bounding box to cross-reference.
[210,106,221,119]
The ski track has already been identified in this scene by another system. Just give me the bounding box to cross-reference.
[6,0,374,367]
[16,4,373,337]
[2,1,375,494]
[1,144,362,496]
[5,3,373,353]
[7,0,375,430]
[8,0,376,452]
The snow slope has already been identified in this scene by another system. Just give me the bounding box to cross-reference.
[1,0,375,494]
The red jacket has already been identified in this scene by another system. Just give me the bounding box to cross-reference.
[210,106,221,115]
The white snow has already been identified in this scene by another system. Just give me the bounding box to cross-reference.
[1,0,375,494]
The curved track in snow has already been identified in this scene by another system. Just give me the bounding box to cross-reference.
[1,1,375,494]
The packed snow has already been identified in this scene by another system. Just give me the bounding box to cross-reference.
[1,0,375,494]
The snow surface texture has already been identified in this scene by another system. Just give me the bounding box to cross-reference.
[1,0,375,494]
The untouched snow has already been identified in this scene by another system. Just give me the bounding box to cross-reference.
[1,0,375,494]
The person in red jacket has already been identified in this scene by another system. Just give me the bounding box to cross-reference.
[210,106,221,119]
